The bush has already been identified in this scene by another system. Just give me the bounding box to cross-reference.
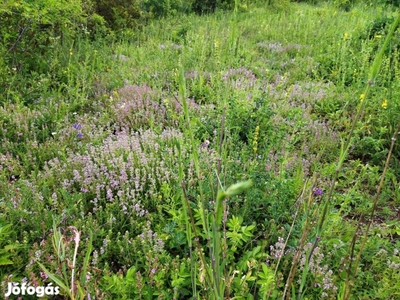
[0,0,86,72]
[374,0,400,5]
[191,0,241,14]
[192,0,220,14]
[0,0,107,105]
[139,0,193,18]
[94,0,141,30]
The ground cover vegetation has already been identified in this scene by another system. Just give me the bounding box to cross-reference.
[1,0,400,299]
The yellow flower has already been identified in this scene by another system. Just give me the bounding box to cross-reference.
[375,35,382,39]
[252,126,260,154]
[214,39,219,49]
[382,99,388,109]
[343,32,348,41]
[360,93,365,103]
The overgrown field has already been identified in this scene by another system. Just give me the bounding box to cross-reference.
[1,1,400,299]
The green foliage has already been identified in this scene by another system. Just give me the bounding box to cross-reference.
[0,221,19,268]
[191,0,247,14]
[226,215,255,252]
[267,0,291,10]
[1,0,85,73]
[226,91,275,149]
[139,0,193,18]
[1,1,400,299]
[0,0,111,106]
[95,0,141,30]
[329,0,361,11]
[366,16,397,39]
[257,264,275,297]
[373,0,400,6]
[101,259,191,299]
[191,0,221,14]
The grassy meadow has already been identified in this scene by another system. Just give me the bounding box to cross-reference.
[1,1,400,299]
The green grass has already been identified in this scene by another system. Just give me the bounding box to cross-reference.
[1,1,399,299]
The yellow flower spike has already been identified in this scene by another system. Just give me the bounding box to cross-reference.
[375,35,382,39]
[252,126,260,155]
[214,39,219,49]
[382,99,388,109]
[360,93,365,103]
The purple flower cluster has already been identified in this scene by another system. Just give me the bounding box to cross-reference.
[263,78,330,106]
[257,41,301,53]
[388,248,400,270]
[167,96,200,115]
[73,123,83,139]
[139,227,165,253]
[185,70,211,81]
[265,147,315,178]
[159,43,182,50]
[313,188,323,197]
[114,85,167,129]
[270,237,286,259]
[222,67,257,90]
[41,129,187,216]
[298,243,338,298]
